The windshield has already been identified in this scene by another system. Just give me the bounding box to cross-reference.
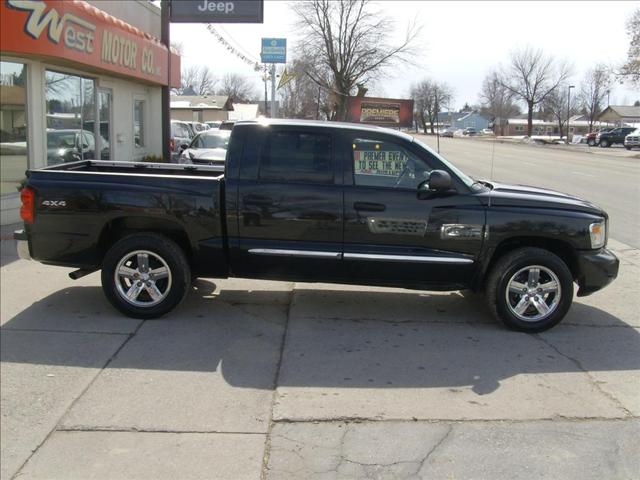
[197,134,230,149]
[47,131,76,149]
[411,137,476,188]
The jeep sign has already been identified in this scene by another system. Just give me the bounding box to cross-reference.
[170,0,263,23]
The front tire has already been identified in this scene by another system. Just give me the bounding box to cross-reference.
[101,233,191,319]
[587,139,596,146]
[600,139,610,148]
[485,248,573,332]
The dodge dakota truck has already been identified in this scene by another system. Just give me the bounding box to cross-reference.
[14,119,619,332]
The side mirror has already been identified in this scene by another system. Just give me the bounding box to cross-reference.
[179,143,189,151]
[417,170,452,199]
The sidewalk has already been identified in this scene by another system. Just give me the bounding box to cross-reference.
[1,237,638,479]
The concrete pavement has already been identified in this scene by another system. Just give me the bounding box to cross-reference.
[1,232,639,479]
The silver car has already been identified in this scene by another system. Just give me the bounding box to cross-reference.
[624,129,640,150]
[178,129,231,166]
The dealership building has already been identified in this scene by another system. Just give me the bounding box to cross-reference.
[0,0,180,224]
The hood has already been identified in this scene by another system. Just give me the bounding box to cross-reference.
[487,182,605,216]
[185,148,227,162]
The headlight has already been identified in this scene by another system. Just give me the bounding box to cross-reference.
[589,220,606,249]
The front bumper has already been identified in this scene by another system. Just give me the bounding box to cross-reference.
[14,229,31,261]
[576,248,619,296]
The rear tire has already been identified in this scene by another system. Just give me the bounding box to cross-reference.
[587,139,596,146]
[101,233,191,319]
[485,248,573,332]
[600,139,610,148]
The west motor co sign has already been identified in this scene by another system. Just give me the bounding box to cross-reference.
[170,0,264,23]
[1,0,180,86]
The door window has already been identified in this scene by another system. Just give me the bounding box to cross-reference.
[1,61,28,196]
[259,131,332,183]
[352,137,432,189]
[98,89,112,160]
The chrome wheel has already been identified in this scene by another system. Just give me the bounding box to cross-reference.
[505,265,561,322]
[114,250,172,307]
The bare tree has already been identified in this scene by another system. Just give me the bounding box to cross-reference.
[411,79,454,134]
[217,73,257,103]
[291,0,420,121]
[618,9,640,87]
[479,71,520,135]
[498,46,572,136]
[279,57,332,119]
[177,65,217,96]
[579,65,612,133]
[542,85,579,140]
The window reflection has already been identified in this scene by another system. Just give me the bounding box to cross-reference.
[45,70,97,165]
[0,61,28,195]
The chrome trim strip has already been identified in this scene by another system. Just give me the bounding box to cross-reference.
[343,253,473,264]
[248,248,342,259]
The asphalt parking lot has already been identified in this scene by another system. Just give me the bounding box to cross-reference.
[1,229,639,479]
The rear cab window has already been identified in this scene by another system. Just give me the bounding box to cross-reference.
[258,130,333,184]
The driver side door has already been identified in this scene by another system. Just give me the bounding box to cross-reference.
[341,130,485,289]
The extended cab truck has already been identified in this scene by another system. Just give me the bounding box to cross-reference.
[14,120,619,332]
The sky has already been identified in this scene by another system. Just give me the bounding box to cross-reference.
[169,1,640,110]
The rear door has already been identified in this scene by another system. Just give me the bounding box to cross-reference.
[229,125,344,281]
[340,130,485,289]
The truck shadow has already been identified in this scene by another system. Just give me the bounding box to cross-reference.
[2,279,639,395]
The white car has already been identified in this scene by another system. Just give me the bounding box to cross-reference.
[178,129,231,166]
[624,129,640,150]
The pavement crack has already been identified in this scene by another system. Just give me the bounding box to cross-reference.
[417,424,453,475]
[261,286,295,480]
[10,319,147,480]
[535,334,633,417]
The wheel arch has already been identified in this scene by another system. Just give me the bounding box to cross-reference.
[475,236,578,291]
[96,216,193,265]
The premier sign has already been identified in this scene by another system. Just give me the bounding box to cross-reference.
[170,0,264,23]
[346,97,415,128]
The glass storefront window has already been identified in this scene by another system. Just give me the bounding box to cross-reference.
[134,99,144,148]
[98,89,112,160]
[45,70,96,165]
[0,61,28,196]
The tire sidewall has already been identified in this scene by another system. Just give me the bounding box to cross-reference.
[493,251,573,332]
[102,234,190,319]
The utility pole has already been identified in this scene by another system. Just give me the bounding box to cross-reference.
[262,66,269,117]
[566,85,575,144]
[270,64,277,118]
[160,0,170,161]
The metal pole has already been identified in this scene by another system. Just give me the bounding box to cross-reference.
[270,64,277,118]
[435,91,440,153]
[263,67,268,117]
[566,85,574,144]
[161,0,171,161]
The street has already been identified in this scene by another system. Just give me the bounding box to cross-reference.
[415,135,640,248]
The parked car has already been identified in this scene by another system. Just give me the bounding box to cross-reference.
[170,120,193,161]
[15,119,618,332]
[624,129,640,150]
[585,130,609,147]
[205,121,222,129]
[178,129,231,166]
[46,129,108,165]
[185,121,208,134]
[596,127,636,148]
[482,128,494,135]
[462,127,478,136]
[440,128,456,138]
[218,120,236,131]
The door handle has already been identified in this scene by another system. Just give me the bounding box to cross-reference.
[353,202,386,212]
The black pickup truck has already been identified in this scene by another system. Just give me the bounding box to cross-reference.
[15,119,619,332]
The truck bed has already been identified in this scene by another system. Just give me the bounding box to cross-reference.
[23,160,227,276]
